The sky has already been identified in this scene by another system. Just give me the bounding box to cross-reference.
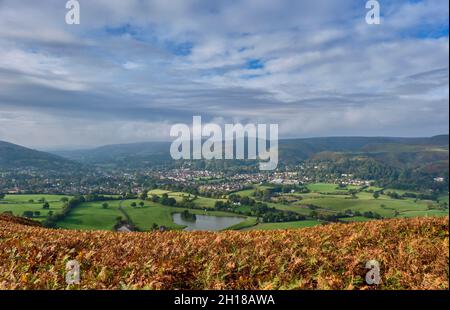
[0,0,448,149]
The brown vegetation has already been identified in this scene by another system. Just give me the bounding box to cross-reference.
[0,216,448,290]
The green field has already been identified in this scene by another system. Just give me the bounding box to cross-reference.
[57,198,247,231]
[232,188,255,197]
[57,200,124,230]
[220,183,448,220]
[438,194,449,204]
[0,194,71,221]
[148,189,224,209]
[2,183,448,231]
[383,188,419,195]
[248,220,322,230]
[396,209,449,218]
[339,216,372,222]
[124,203,243,231]
[307,183,361,193]
[365,186,384,192]
[298,194,437,217]
[225,217,258,230]
[233,185,274,197]
[160,183,447,224]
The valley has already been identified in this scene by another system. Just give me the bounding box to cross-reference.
[1,135,448,232]
[1,181,447,232]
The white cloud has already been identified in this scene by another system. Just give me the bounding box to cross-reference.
[0,0,448,147]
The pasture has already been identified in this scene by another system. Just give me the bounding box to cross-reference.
[57,198,247,231]
[3,183,448,232]
[248,220,322,230]
[147,189,224,209]
[0,194,71,221]
[307,183,360,193]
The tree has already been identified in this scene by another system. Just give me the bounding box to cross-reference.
[349,189,358,198]
[130,202,137,207]
[22,211,34,218]
[102,202,109,209]
[34,211,41,217]
[139,201,145,207]
[0,193,5,200]
[373,192,380,199]
[42,202,50,209]
[151,195,160,203]
[310,210,319,218]
[139,191,148,201]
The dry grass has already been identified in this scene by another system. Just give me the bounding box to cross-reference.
[0,216,448,290]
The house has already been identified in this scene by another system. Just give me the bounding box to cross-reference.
[116,225,132,232]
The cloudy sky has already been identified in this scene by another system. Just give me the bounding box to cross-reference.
[0,0,448,149]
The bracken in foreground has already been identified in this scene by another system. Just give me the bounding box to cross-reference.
[0,215,448,290]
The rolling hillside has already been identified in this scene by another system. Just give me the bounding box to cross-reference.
[2,135,447,182]
[54,141,171,164]
[52,135,449,171]
[279,135,449,166]
[0,140,82,170]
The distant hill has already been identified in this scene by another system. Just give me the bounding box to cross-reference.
[54,142,172,167]
[55,141,170,162]
[279,135,449,163]
[53,135,449,170]
[0,140,82,170]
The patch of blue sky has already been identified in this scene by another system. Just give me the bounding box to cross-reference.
[164,41,193,56]
[403,24,449,39]
[240,74,262,79]
[103,23,193,56]
[105,23,140,37]
[102,23,159,44]
[246,59,264,70]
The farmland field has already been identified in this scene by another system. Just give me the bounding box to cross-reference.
[0,194,71,222]
[2,183,448,232]
[232,183,448,220]
[298,195,435,217]
[57,198,247,231]
[307,183,360,193]
[148,189,224,209]
[248,220,322,230]
[57,200,124,231]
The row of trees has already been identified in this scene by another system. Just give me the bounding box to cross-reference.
[252,184,311,201]
[215,195,307,223]
[42,195,87,228]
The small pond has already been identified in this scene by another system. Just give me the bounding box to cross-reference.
[172,213,246,231]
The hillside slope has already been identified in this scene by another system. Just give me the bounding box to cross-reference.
[0,216,447,290]
[52,135,449,170]
[0,140,81,170]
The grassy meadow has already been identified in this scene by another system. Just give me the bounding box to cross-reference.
[0,194,72,222]
[57,198,247,231]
